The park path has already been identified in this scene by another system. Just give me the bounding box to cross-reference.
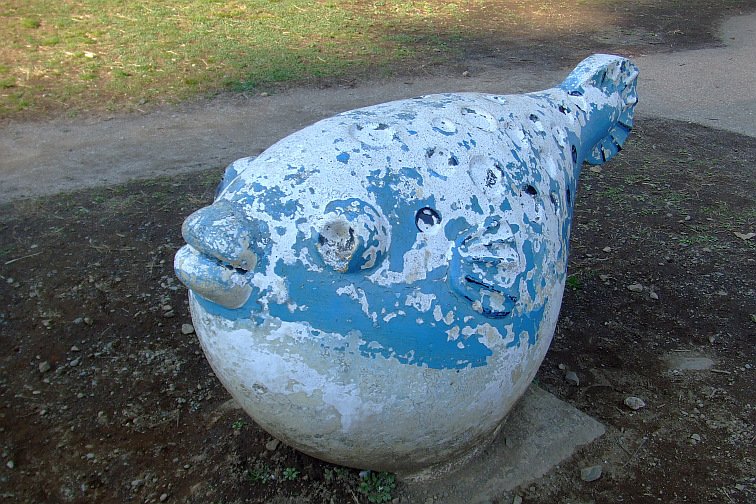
[0,12,753,205]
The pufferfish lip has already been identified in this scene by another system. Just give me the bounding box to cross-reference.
[174,244,253,309]
[175,199,265,309]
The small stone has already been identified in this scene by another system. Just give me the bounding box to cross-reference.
[70,358,81,367]
[627,283,644,292]
[624,396,646,410]
[462,70,470,77]
[602,246,612,252]
[565,371,580,386]
[558,363,567,370]
[580,465,602,482]
[665,355,714,371]
[160,494,169,502]
[38,361,51,373]
[265,438,281,451]
[690,433,702,443]
[163,311,175,318]
[162,304,172,312]
[599,274,611,282]
[512,496,523,504]
[734,231,755,240]
[83,317,93,326]
[649,291,659,300]
[260,92,269,97]
[131,479,144,488]
[6,460,15,469]
[181,324,195,335]
[70,345,80,352]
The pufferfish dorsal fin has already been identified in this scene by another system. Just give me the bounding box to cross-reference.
[559,54,639,166]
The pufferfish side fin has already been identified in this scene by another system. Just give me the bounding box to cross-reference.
[559,54,639,166]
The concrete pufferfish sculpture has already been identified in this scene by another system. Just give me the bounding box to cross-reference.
[174,54,638,476]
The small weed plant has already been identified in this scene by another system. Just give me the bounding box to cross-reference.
[247,462,272,484]
[358,471,396,503]
[282,467,300,481]
[566,274,582,290]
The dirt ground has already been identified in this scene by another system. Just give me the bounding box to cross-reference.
[1,2,755,504]
[1,117,753,504]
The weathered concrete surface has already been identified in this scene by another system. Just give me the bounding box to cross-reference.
[402,385,606,503]
[1,11,753,205]
[174,55,637,472]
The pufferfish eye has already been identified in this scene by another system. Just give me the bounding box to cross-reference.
[415,207,442,234]
[315,199,390,273]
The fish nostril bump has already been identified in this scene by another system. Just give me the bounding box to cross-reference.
[315,198,389,273]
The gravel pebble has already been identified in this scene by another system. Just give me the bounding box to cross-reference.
[627,283,644,292]
[580,465,602,482]
[565,371,580,386]
[624,396,646,410]
[181,323,195,335]
[38,361,51,373]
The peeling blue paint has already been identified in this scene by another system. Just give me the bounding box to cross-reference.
[176,54,639,381]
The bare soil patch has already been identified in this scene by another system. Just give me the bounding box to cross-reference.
[1,118,753,503]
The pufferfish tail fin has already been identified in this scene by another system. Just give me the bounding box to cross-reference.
[560,54,639,165]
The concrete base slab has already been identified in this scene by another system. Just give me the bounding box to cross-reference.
[402,385,605,504]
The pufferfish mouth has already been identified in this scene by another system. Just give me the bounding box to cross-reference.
[174,200,266,309]
[174,245,253,309]
[449,219,523,318]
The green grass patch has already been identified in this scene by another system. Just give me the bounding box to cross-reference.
[0,0,706,118]
[1,0,489,116]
